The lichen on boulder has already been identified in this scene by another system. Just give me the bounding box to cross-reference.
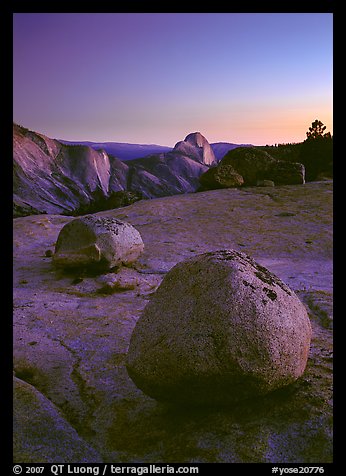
[126,250,312,405]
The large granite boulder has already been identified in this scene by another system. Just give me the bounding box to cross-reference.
[53,215,144,270]
[220,147,305,186]
[126,250,312,405]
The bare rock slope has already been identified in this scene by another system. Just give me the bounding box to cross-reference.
[13,123,128,216]
[124,132,215,198]
[13,125,216,216]
[13,181,333,463]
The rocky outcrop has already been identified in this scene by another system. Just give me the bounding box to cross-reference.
[199,163,244,189]
[221,147,305,186]
[173,132,217,166]
[268,160,306,185]
[14,124,308,217]
[125,132,218,199]
[13,125,215,215]
[199,147,305,190]
[126,250,312,405]
[53,215,144,270]
[13,123,130,216]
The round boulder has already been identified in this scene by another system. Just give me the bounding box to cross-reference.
[53,215,144,270]
[126,250,312,405]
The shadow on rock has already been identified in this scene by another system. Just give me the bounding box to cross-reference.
[105,371,332,463]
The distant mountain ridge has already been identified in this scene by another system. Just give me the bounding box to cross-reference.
[14,124,310,219]
[59,138,253,162]
[13,125,223,217]
[58,140,172,161]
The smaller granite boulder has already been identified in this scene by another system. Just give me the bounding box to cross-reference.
[126,250,312,405]
[53,215,144,270]
[199,163,244,189]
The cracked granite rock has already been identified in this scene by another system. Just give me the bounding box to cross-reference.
[13,181,333,463]
[13,377,102,463]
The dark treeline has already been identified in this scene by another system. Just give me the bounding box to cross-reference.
[258,120,333,182]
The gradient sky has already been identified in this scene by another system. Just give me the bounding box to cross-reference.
[13,13,333,146]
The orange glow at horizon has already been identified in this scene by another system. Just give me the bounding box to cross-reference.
[204,108,333,146]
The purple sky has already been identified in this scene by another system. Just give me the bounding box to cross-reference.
[13,13,333,146]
